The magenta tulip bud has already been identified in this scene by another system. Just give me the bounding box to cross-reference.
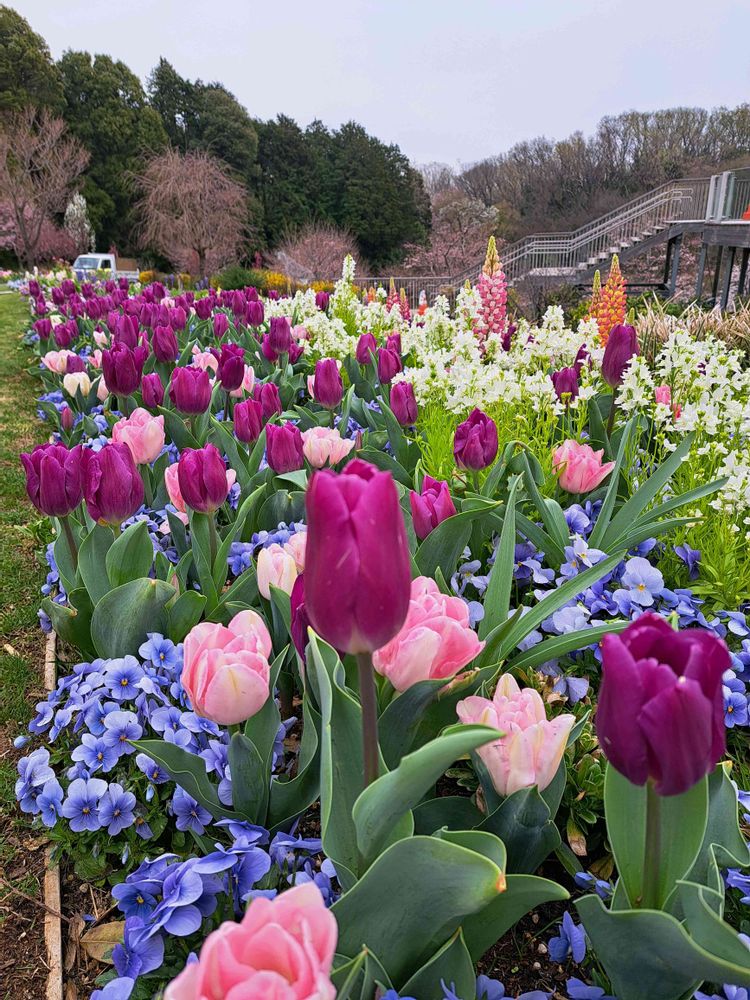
[81,442,144,526]
[34,318,52,341]
[231,290,246,318]
[266,422,304,474]
[213,343,245,392]
[356,333,377,365]
[169,366,212,415]
[114,314,139,349]
[213,313,229,339]
[246,300,264,327]
[28,279,41,297]
[177,444,230,514]
[290,573,311,662]
[574,344,590,374]
[596,613,728,795]
[51,286,65,306]
[142,373,165,409]
[289,341,304,364]
[386,333,402,355]
[454,408,498,471]
[171,306,187,331]
[65,354,86,374]
[377,347,402,385]
[390,381,418,426]
[102,342,148,397]
[60,405,75,432]
[152,325,178,363]
[315,291,330,311]
[194,298,213,321]
[253,382,282,422]
[268,289,280,301]
[61,279,76,297]
[551,366,579,401]
[312,359,343,409]
[305,459,411,654]
[602,324,639,388]
[268,317,292,356]
[261,334,277,362]
[20,443,83,517]
[234,398,263,444]
[409,475,456,540]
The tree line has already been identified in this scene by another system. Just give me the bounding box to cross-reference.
[0,6,430,270]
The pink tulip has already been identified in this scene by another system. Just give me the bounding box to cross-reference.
[229,364,256,398]
[93,329,110,348]
[301,426,355,468]
[181,610,272,726]
[165,461,236,513]
[42,350,77,373]
[190,346,219,373]
[257,543,299,599]
[62,372,91,397]
[164,883,337,1000]
[112,407,165,465]
[284,531,307,573]
[552,440,615,494]
[372,576,485,692]
[90,349,103,369]
[96,377,109,402]
[457,674,575,795]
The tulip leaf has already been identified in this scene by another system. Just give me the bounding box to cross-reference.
[209,566,258,622]
[77,524,115,604]
[399,930,475,1000]
[212,486,265,590]
[353,724,502,866]
[157,406,199,451]
[228,732,266,822]
[479,784,560,873]
[515,511,565,569]
[132,738,240,821]
[330,950,367,1000]
[508,620,630,671]
[576,892,750,1000]
[479,475,520,639]
[268,696,320,835]
[90,578,175,658]
[332,835,505,987]
[604,766,708,910]
[42,590,96,660]
[165,590,206,643]
[355,446,412,487]
[106,521,154,589]
[412,795,484,834]
[188,512,219,611]
[586,416,635,549]
[208,417,251,492]
[683,764,750,895]
[256,489,305,532]
[416,502,500,581]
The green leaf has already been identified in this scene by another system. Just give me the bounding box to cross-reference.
[212,486,265,590]
[208,417,251,492]
[508,620,630,671]
[515,512,565,568]
[268,696,320,834]
[355,446,412,487]
[480,785,560,873]
[90,578,175,658]
[587,416,636,549]
[77,524,115,604]
[416,502,500,580]
[399,930,475,1000]
[42,590,96,659]
[188,511,219,610]
[228,733,267,822]
[412,795,484,834]
[158,406,199,451]
[166,590,206,643]
[353,724,502,865]
[132,739,239,821]
[479,476,519,639]
[604,766,708,909]
[332,835,505,986]
[106,521,154,588]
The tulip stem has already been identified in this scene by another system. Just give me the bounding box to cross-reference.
[61,515,78,572]
[224,391,232,423]
[471,471,481,494]
[140,466,153,507]
[356,651,380,787]
[641,781,661,909]
[606,395,617,437]
[208,516,219,569]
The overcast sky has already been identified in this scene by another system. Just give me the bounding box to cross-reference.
[14,0,750,166]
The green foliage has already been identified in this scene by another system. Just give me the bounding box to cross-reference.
[0,6,64,112]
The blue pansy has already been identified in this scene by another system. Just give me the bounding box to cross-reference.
[548,911,587,964]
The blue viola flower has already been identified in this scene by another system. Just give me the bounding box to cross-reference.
[476,974,508,999]
[574,871,613,901]
[99,783,136,836]
[83,698,119,736]
[723,612,750,638]
[138,633,180,671]
[548,911,587,964]
[61,777,108,833]
[102,710,143,755]
[270,829,323,869]
[71,733,119,773]
[171,786,211,835]
[37,778,64,828]
[150,705,182,734]
[112,916,164,979]
[135,753,170,784]
[674,543,701,579]
[615,556,664,608]
[566,978,616,999]
[726,869,750,903]
[104,657,144,701]
[90,978,134,1000]
[290,858,339,906]
[560,536,607,579]
[723,686,749,728]
[564,504,591,536]
[227,541,254,576]
[111,882,158,919]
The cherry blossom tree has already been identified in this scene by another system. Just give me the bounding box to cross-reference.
[269,221,365,281]
[402,190,495,276]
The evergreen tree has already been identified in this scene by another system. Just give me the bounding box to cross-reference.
[0,6,64,113]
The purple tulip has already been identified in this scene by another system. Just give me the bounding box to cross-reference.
[102,342,148,397]
[501,323,516,353]
[377,347,402,384]
[213,343,245,392]
[390,382,418,426]
[246,300,265,327]
[60,405,74,432]
[253,382,282,422]
[28,279,41,297]
[386,333,402,355]
[312,359,343,409]
[268,290,280,301]
[20,443,83,517]
[114,314,140,349]
[171,306,187,331]
[315,291,330,311]
[213,313,229,339]
[290,573,311,663]
[266,422,304,474]
[194,298,213,321]
[169,366,211,415]
[34,318,52,341]
[305,458,411,654]
[268,317,292,356]
[574,344,590,374]
[61,279,76,297]
[234,398,263,444]
[453,408,498,471]
[141,373,165,409]
[55,320,78,349]
[409,475,456,540]
[152,325,178,363]
[81,442,144,526]
[177,444,230,514]
[65,354,86,374]
[356,333,377,365]
[596,613,728,796]
[602,324,639,388]
[51,286,65,306]
[551,366,579,401]
[231,290,246,318]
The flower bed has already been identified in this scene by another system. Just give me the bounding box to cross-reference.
[11,246,750,1000]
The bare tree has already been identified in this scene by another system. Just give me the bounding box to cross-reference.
[134,148,248,278]
[0,107,89,267]
[269,221,364,281]
[402,191,495,276]
[418,162,457,198]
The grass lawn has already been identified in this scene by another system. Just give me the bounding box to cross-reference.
[0,290,51,992]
